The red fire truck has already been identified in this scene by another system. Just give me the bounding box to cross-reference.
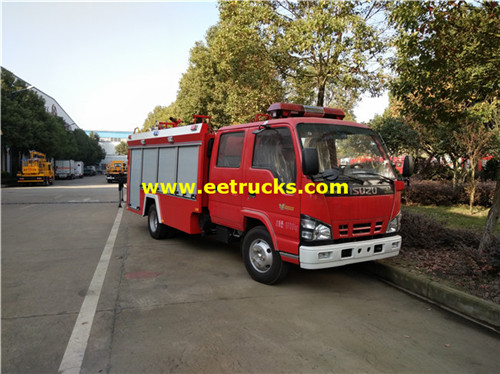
[127,103,413,284]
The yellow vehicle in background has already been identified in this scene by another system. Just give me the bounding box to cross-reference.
[17,150,54,186]
[105,160,127,183]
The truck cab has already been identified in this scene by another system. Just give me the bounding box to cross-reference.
[106,161,128,183]
[17,150,54,185]
[209,103,407,283]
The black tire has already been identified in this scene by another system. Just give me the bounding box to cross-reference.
[242,226,288,285]
[147,203,175,239]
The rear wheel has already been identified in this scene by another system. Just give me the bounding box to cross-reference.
[242,226,288,285]
[147,203,175,239]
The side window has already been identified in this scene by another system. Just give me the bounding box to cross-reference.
[252,127,296,184]
[216,132,244,168]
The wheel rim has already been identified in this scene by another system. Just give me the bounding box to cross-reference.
[149,209,158,232]
[248,238,273,273]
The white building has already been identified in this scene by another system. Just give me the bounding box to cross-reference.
[31,87,79,131]
[84,130,131,172]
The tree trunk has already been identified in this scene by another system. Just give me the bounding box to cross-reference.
[316,82,325,107]
[479,164,500,253]
[452,158,459,189]
[469,159,476,215]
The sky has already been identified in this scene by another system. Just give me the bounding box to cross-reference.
[2,1,388,132]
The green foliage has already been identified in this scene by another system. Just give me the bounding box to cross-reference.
[389,1,500,155]
[369,108,421,157]
[266,0,388,108]
[175,18,284,127]
[70,128,106,165]
[144,0,388,127]
[142,102,181,131]
[389,0,500,218]
[115,140,128,155]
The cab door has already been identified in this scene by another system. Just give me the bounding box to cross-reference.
[208,130,246,230]
[242,125,301,258]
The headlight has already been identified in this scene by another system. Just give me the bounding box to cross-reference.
[300,215,332,241]
[386,212,401,233]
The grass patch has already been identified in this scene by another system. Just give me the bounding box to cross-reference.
[402,204,498,232]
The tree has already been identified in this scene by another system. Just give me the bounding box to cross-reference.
[115,141,128,155]
[142,102,181,131]
[369,107,421,157]
[389,2,499,252]
[241,0,389,108]
[68,128,106,165]
[87,135,106,166]
[175,18,283,127]
[152,0,388,128]
[1,68,78,172]
[479,99,500,254]
[454,120,495,214]
[1,67,105,169]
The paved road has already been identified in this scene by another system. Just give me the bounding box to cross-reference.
[2,177,499,373]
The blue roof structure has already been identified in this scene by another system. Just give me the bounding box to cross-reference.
[84,130,132,139]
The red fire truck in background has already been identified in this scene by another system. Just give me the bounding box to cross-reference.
[127,103,413,284]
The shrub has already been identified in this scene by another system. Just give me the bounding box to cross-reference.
[401,209,500,273]
[460,181,496,207]
[403,179,495,207]
[415,159,454,181]
[480,158,500,181]
[402,180,460,206]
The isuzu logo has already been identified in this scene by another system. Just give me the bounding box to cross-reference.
[351,186,379,195]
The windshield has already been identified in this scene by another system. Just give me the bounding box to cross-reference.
[297,123,396,181]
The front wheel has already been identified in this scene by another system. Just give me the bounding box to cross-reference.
[147,203,175,239]
[242,226,288,285]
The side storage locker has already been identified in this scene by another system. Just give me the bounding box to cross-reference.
[128,148,143,210]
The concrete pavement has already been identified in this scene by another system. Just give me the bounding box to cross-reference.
[364,261,500,332]
[2,177,499,373]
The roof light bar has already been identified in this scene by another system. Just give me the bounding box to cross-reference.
[267,103,345,120]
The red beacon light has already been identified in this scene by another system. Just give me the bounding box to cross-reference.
[267,102,345,120]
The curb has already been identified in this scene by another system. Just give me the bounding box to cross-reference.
[363,261,500,332]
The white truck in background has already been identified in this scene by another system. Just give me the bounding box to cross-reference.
[55,160,75,179]
[74,161,84,178]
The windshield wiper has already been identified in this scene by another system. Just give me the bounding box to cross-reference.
[312,168,364,184]
[352,171,394,184]
[337,174,364,184]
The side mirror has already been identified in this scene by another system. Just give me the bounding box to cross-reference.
[402,155,414,178]
[302,148,319,176]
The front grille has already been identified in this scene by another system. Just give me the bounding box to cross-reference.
[337,220,386,237]
[353,223,371,235]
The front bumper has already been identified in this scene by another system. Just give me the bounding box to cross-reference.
[300,235,401,270]
[17,176,47,183]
